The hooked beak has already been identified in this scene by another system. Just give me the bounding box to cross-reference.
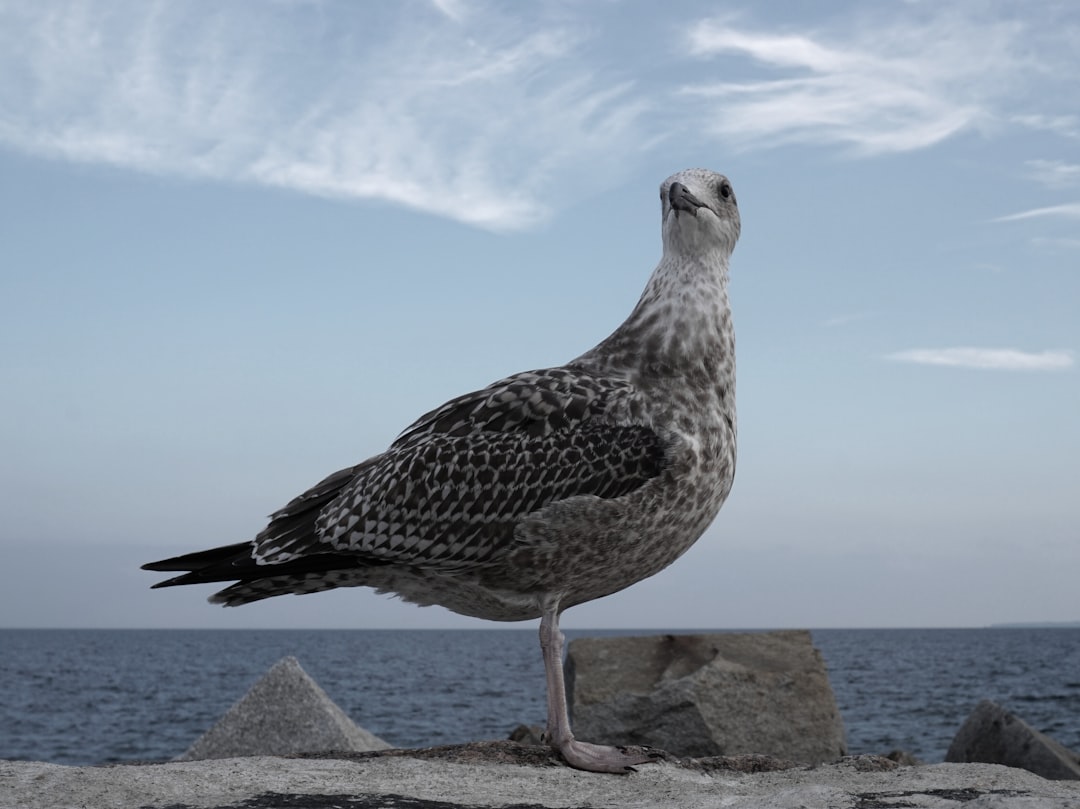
[669,182,706,217]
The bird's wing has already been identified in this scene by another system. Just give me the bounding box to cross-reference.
[393,366,624,443]
[253,368,668,568]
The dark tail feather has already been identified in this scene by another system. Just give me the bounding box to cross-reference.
[143,542,258,589]
[142,542,383,590]
[142,542,252,573]
[142,462,374,594]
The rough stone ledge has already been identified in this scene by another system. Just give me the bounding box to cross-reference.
[3,741,1080,809]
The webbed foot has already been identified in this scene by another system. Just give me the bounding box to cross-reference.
[552,738,662,774]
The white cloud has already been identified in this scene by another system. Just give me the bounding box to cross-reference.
[679,9,1069,155]
[2,2,1077,226]
[887,348,1074,371]
[0,2,649,231]
[1025,159,1080,189]
[992,203,1080,223]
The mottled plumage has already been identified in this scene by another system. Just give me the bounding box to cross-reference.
[144,168,741,773]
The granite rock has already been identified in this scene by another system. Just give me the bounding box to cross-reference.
[565,630,847,763]
[946,699,1080,781]
[179,656,390,760]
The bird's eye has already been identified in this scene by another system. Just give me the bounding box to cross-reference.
[719,182,731,200]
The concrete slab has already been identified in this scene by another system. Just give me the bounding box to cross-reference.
[4,744,1080,809]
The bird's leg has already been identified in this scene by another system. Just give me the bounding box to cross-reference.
[538,607,660,774]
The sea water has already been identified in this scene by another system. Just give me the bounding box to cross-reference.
[1,627,1078,765]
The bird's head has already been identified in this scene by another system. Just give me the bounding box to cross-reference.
[660,169,740,261]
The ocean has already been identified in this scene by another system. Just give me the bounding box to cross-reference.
[2,628,1078,766]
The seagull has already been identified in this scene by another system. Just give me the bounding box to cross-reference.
[143,168,740,773]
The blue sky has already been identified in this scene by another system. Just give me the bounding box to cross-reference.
[1,0,1077,630]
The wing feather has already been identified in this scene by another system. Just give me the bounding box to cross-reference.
[254,368,665,568]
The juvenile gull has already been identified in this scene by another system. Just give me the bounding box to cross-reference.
[143,168,741,773]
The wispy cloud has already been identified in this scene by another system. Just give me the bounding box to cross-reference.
[679,8,1071,155]
[887,348,1074,371]
[822,312,873,328]
[992,203,1080,223]
[1025,159,1080,189]
[2,2,1077,227]
[1013,114,1080,140]
[0,2,648,230]
[429,0,469,22]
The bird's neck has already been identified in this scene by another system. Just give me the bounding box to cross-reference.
[580,253,736,400]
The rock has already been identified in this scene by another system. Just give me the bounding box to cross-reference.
[885,749,923,766]
[507,723,545,746]
[946,699,1080,780]
[5,747,1080,809]
[565,630,847,763]
[179,656,390,760]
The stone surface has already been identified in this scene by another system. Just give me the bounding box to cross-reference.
[946,699,1080,781]
[179,656,390,760]
[5,746,1080,809]
[565,630,846,763]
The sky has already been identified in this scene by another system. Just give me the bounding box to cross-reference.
[1,0,1078,631]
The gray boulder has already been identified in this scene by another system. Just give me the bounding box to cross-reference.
[566,630,847,763]
[945,699,1080,780]
[179,656,390,760]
